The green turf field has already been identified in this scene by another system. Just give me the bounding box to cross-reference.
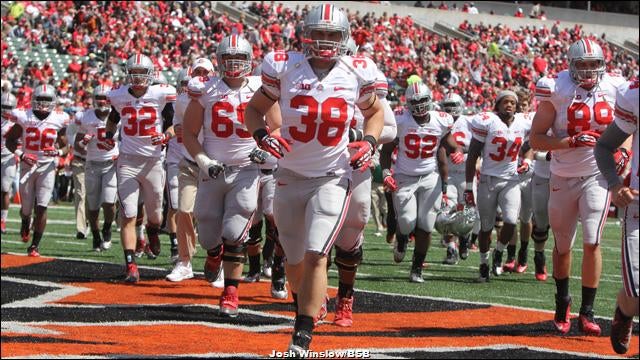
[1,203,626,317]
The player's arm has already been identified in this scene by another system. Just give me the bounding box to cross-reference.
[183,99,224,178]
[378,98,397,144]
[437,146,448,196]
[105,106,120,139]
[161,102,175,136]
[359,93,384,142]
[246,87,277,135]
[595,123,636,207]
[55,127,69,156]
[441,131,462,155]
[465,138,483,192]
[529,101,565,150]
[5,123,23,153]
[379,139,398,192]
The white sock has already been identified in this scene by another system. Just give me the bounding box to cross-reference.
[495,242,506,252]
[1,210,7,222]
[480,251,490,264]
[447,241,457,250]
[136,225,145,239]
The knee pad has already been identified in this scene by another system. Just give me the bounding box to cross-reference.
[222,241,246,263]
[334,246,363,272]
[531,226,549,244]
[207,244,223,258]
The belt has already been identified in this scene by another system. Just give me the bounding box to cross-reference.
[261,169,274,175]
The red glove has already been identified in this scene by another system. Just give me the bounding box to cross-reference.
[347,135,376,172]
[450,151,464,164]
[463,190,475,207]
[614,148,632,176]
[42,147,61,157]
[100,138,116,151]
[517,159,531,174]
[20,153,38,166]
[442,193,450,206]
[382,169,398,192]
[254,129,291,159]
[150,132,168,146]
[568,130,600,148]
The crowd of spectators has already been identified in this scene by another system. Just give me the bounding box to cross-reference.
[1,1,638,116]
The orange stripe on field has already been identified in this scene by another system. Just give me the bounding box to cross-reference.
[1,254,54,269]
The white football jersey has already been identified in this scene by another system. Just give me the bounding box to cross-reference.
[1,112,16,156]
[193,75,260,167]
[171,92,203,162]
[471,112,531,180]
[394,110,453,176]
[533,128,552,179]
[535,71,625,177]
[77,109,119,161]
[108,84,177,157]
[447,114,474,174]
[12,109,69,163]
[614,79,639,191]
[261,51,379,177]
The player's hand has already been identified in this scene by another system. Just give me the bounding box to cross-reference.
[249,147,269,164]
[195,153,224,179]
[150,132,169,146]
[442,193,450,206]
[42,147,61,157]
[382,169,398,192]
[80,134,93,147]
[517,159,531,174]
[20,153,38,166]
[348,127,363,143]
[348,135,376,172]
[175,124,183,143]
[254,129,291,159]
[614,148,632,176]
[450,151,464,164]
[463,190,475,207]
[610,184,639,208]
[101,139,116,151]
[568,130,600,148]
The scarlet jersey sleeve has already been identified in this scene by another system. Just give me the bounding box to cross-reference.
[260,50,294,100]
[534,75,557,105]
[614,80,639,135]
[470,112,491,142]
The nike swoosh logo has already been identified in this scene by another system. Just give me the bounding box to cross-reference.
[552,187,561,192]
[277,181,287,186]
[334,87,346,91]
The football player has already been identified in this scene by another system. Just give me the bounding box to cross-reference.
[243,4,385,354]
[329,37,397,327]
[74,85,118,251]
[5,84,69,257]
[1,93,17,233]
[595,79,638,354]
[183,35,275,317]
[465,90,532,282]
[381,82,463,283]
[530,39,628,335]
[105,54,176,283]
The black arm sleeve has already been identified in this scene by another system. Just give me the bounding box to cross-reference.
[594,122,629,189]
[108,106,120,124]
[162,102,174,132]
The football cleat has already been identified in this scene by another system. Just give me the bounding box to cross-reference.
[442,246,459,265]
[503,259,516,272]
[21,230,29,243]
[553,295,572,334]
[610,307,633,354]
[124,263,140,283]
[27,245,40,257]
[219,286,239,317]
[288,329,312,356]
[76,231,86,240]
[578,310,601,336]
[459,236,469,260]
[134,237,147,258]
[516,262,528,273]
[393,234,408,263]
[261,262,273,279]
[271,279,288,300]
[386,233,395,244]
[477,263,490,283]
[143,243,157,260]
[166,261,194,282]
[314,295,329,325]
[534,251,547,281]
[492,250,504,276]
[334,296,354,327]
[147,231,161,257]
[204,253,223,283]
[409,267,425,283]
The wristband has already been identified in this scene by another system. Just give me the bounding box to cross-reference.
[194,152,211,171]
[466,181,474,191]
[363,135,377,149]
[382,169,392,178]
[441,181,448,194]
[105,131,114,140]
[253,128,268,142]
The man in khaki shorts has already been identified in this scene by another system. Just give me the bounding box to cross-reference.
[106,54,176,283]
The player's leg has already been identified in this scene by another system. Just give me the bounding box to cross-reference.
[71,156,88,239]
[531,174,550,281]
[260,172,277,278]
[576,174,611,335]
[85,161,103,251]
[548,174,580,334]
[414,173,442,282]
[116,155,145,282]
[1,156,16,233]
[28,162,56,256]
[140,157,166,258]
[18,161,37,243]
[494,179,521,276]
[384,190,397,244]
[244,175,265,283]
[476,175,500,282]
[166,161,180,261]
[193,173,225,287]
[392,173,419,264]
[100,160,118,249]
[332,170,371,326]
